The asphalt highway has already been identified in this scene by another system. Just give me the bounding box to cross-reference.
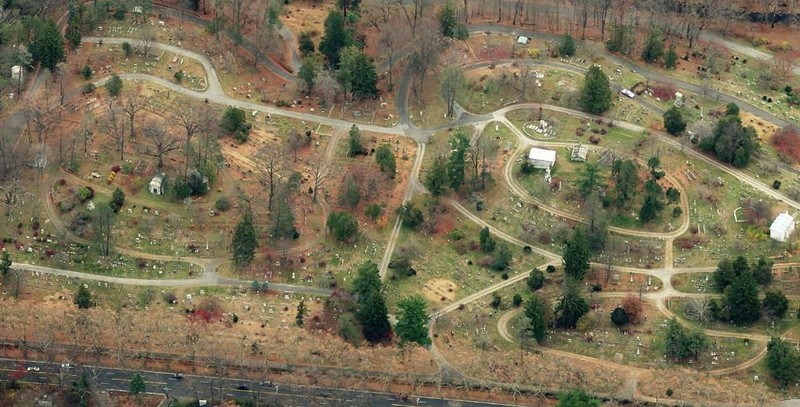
[0,358,521,407]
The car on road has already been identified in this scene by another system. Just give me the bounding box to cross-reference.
[259,381,273,387]
[235,384,249,391]
[172,373,184,379]
[26,367,40,372]
[620,88,636,98]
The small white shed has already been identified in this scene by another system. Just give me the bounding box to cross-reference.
[149,174,165,195]
[769,212,795,242]
[517,36,530,45]
[528,147,556,169]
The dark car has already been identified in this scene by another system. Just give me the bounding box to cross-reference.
[235,384,249,391]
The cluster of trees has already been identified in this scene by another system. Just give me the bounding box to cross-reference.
[701,256,789,325]
[662,318,708,362]
[423,131,492,195]
[610,295,643,326]
[352,262,391,343]
[478,227,513,271]
[523,229,595,344]
[297,8,378,101]
[220,107,252,143]
[699,103,758,167]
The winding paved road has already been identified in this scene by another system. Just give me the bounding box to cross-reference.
[7,19,800,405]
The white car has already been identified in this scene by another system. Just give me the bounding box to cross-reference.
[620,89,636,98]
[26,367,40,372]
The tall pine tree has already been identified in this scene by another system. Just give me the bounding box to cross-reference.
[579,66,612,114]
[232,208,258,268]
[30,20,65,70]
[395,295,431,346]
[356,290,391,343]
[563,228,590,281]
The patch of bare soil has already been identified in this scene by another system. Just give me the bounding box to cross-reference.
[422,278,457,302]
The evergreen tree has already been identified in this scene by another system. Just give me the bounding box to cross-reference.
[129,373,145,395]
[725,102,740,117]
[424,155,450,196]
[110,187,125,213]
[338,46,378,99]
[479,226,496,253]
[356,290,391,343]
[298,57,316,94]
[563,228,590,281]
[611,307,629,326]
[348,124,362,156]
[298,31,315,57]
[447,132,469,190]
[764,290,790,319]
[375,145,396,177]
[578,163,601,197]
[74,285,95,309]
[752,257,774,286]
[524,294,547,343]
[352,262,381,304]
[664,46,678,69]
[319,10,351,68]
[558,33,576,57]
[396,203,424,229]
[30,20,65,70]
[613,159,638,207]
[663,106,686,135]
[296,298,307,326]
[105,74,123,97]
[725,272,761,325]
[490,243,512,271]
[0,251,11,281]
[65,16,82,49]
[766,337,800,386]
[526,268,545,291]
[641,28,664,63]
[639,194,661,223]
[665,187,681,204]
[327,211,359,241]
[271,174,300,241]
[231,208,258,268]
[554,283,590,329]
[579,66,612,114]
[663,317,708,361]
[437,1,457,37]
[395,295,431,346]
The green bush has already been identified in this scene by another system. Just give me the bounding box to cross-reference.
[174,70,184,83]
[113,5,126,20]
[81,65,92,80]
[215,196,231,211]
[122,42,132,57]
[82,83,96,94]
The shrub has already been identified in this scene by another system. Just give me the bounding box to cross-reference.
[113,5,126,20]
[215,196,231,211]
[512,294,523,307]
[672,207,683,218]
[81,65,92,80]
[174,70,184,83]
[82,83,96,94]
[546,265,556,273]
[122,42,132,57]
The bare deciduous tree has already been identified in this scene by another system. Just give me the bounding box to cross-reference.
[256,147,286,211]
[140,121,182,169]
[121,90,147,140]
[138,24,156,61]
[99,98,126,160]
